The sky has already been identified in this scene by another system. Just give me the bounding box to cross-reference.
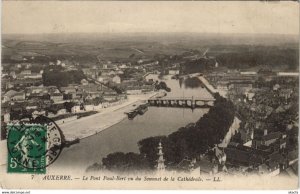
[2,1,299,35]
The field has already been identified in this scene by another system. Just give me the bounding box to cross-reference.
[2,33,299,71]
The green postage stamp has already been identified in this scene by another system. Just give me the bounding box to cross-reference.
[7,124,47,173]
[6,117,64,174]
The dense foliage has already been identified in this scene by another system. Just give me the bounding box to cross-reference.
[184,77,204,89]
[214,47,299,70]
[102,152,151,172]
[181,58,215,74]
[42,69,86,87]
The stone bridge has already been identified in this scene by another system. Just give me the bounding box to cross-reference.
[148,97,215,109]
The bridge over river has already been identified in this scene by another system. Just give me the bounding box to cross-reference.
[148,73,219,109]
[148,97,215,108]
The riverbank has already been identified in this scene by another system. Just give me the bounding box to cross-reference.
[0,92,158,167]
[218,116,241,147]
[58,92,158,141]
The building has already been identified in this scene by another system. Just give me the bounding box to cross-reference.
[9,71,16,79]
[24,73,42,79]
[60,86,77,99]
[11,91,26,101]
[258,163,280,177]
[1,103,11,124]
[80,83,102,99]
[240,72,257,75]
[82,68,99,79]
[112,75,121,84]
[97,76,111,83]
[245,91,255,101]
[252,131,284,148]
[168,70,180,75]
[224,142,268,167]
[20,70,31,75]
[102,89,118,101]
[2,90,17,102]
[81,79,89,86]
[47,103,67,116]
[273,84,280,91]
[9,79,43,89]
[126,88,142,95]
[50,93,64,103]
[279,88,293,99]
[277,72,299,77]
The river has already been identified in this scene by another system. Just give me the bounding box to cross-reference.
[49,74,213,172]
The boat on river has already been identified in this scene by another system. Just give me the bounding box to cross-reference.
[137,104,149,115]
[126,110,138,120]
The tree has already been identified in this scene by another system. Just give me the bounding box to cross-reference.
[42,70,86,87]
[64,102,75,113]
[102,152,150,172]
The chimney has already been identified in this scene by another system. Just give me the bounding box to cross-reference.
[264,129,268,136]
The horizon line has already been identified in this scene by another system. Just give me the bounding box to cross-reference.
[3,31,299,37]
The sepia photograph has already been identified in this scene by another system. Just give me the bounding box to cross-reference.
[0,0,299,190]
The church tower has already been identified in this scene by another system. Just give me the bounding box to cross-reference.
[157,141,165,171]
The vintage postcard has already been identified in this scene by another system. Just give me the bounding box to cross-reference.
[0,0,299,190]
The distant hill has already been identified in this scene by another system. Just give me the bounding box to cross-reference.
[3,32,298,46]
[2,33,299,70]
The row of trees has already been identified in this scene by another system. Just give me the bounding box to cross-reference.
[95,93,235,172]
[181,58,216,74]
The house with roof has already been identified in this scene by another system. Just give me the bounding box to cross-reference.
[245,91,255,101]
[216,81,229,91]
[20,70,31,75]
[50,93,63,103]
[60,86,77,99]
[71,105,82,113]
[112,75,121,84]
[108,70,116,76]
[252,131,283,148]
[100,68,116,76]
[279,88,293,99]
[1,103,11,123]
[32,110,46,117]
[24,73,42,79]
[258,163,280,177]
[25,100,39,110]
[9,71,16,79]
[116,70,124,75]
[46,103,67,116]
[103,89,118,101]
[79,83,103,100]
[81,79,89,85]
[141,85,154,93]
[2,90,17,102]
[228,82,253,94]
[224,142,269,168]
[268,151,287,169]
[97,75,111,84]
[273,84,280,91]
[11,78,43,89]
[11,91,26,101]
[26,86,51,94]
